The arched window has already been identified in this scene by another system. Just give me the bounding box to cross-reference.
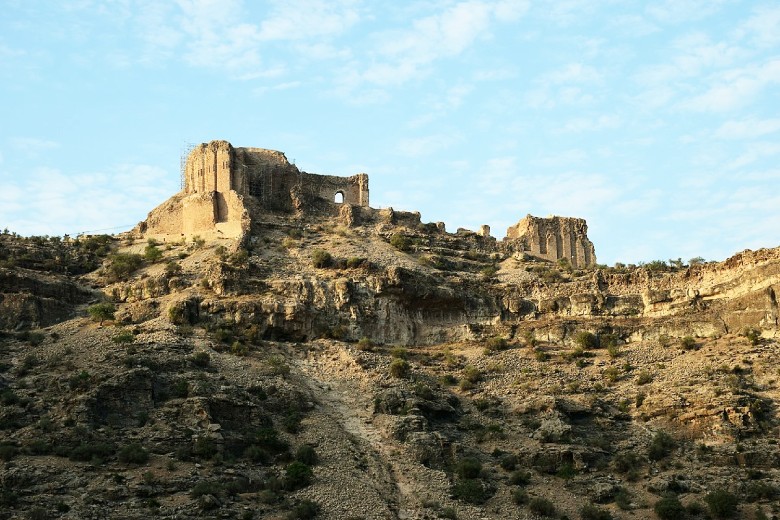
[334,191,344,203]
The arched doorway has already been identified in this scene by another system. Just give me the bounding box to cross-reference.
[334,191,344,203]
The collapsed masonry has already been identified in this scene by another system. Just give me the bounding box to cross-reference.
[137,140,596,267]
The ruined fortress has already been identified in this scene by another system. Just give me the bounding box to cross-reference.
[139,140,596,267]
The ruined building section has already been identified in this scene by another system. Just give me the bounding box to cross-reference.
[505,215,597,268]
[138,140,370,240]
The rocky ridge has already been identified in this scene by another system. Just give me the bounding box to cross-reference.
[0,210,779,519]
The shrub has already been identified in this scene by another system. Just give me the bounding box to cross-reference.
[654,494,685,519]
[106,253,143,280]
[191,235,205,248]
[191,351,210,367]
[500,453,518,471]
[191,480,222,498]
[346,257,366,268]
[575,331,599,349]
[509,470,532,486]
[613,451,642,473]
[742,327,761,345]
[455,457,482,479]
[165,261,182,276]
[69,442,114,462]
[390,233,412,251]
[285,461,313,490]
[648,431,676,461]
[581,503,613,520]
[144,244,163,262]
[0,444,18,461]
[389,359,410,378]
[529,497,556,517]
[87,302,115,325]
[230,341,249,356]
[680,336,697,350]
[705,489,739,519]
[485,336,508,353]
[356,337,374,351]
[118,443,149,464]
[451,478,493,504]
[311,249,332,268]
[112,330,135,344]
[636,370,653,385]
[295,445,318,466]
[287,499,320,520]
[512,488,528,505]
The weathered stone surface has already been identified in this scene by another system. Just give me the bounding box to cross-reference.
[506,214,597,268]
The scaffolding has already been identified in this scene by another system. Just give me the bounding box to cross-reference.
[179,141,195,190]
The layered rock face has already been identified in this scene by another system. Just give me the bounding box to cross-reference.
[506,214,597,268]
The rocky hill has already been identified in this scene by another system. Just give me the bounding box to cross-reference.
[1,147,779,520]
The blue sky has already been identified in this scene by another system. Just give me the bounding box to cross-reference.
[1,0,779,265]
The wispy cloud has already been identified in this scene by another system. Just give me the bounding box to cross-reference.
[9,138,60,153]
[0,164,177,236]
[396,133,463,157]
[714,117,780,140]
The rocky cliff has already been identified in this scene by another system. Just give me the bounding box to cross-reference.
[1,198,779,519]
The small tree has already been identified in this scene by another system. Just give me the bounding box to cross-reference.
[87,303,115,325]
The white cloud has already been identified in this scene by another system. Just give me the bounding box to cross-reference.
[0,164,176,236]
[714,118,780,140]
[9,138,61,153]
[396,133,462,157]
[683,59,780,112]
[559,115,620,133]
[645,0,729,24]
[257,0,361,41]
[726,142,780,170]
[734,5,780,48]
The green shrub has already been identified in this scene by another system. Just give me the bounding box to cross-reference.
[742,327,761,345]
[87,302,115,325]
[680,336,697,350]
[648,431,676,461]
[311,249,332,268]
[575,331,599,349]
[144,244,163,262]
[512,488,528,504]
[451,478,493,504]
[346,257,366,268]
[390,233,412,251]
[580,503,613,520]
[654,494,685,519]
[500,453,518,471]
[509,470,532,486]
[484,336,508,353]
[112,330,135,344]
[287,499,320,520]
[636,370,653,385]
[164,261,182,276]
[230,341,249,356]
[455,457,482,479]
[0,444,18,461]
[356,337,374,351]
[190,480,223,498]
[69,442,114,462]
[191,351,210,367]
[613,451,642,473]
[118,443,149,464]
[106,253,143,280]
[389,359,410,378]
[285,461,313,490]
[705,489,739,519]
[295,445,318,466]
[529,497,556,517]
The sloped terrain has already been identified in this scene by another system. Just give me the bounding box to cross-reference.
[1,218,779,519]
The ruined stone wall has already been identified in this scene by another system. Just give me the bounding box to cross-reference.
[506,215,597,268]
[185,140,234,195]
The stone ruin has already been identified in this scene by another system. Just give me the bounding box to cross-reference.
[506,215,596,269]
[137,140,597,267]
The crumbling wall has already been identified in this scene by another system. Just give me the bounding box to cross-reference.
[506,215,597,268]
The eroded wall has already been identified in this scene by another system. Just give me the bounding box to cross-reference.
[506,215,597,268]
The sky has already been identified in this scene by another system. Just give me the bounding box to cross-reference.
[1,0,779,265]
